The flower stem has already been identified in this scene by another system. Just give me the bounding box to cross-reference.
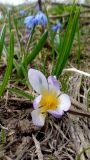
[38,0,42,11]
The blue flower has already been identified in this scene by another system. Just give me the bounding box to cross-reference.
[19,10,26,16]
[24,15,35,29]
[34,11,48,27]
[24,11,48,29]
[51,22,62,32]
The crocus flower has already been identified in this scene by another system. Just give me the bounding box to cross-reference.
[51,22,62,32]
[24,15,35,29]
[19,9,26,16]
[28,69,71,127]
[34,11,48,27]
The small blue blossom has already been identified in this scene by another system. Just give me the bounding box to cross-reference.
[24,11,48,29]
[34,11,48,27]
[24,15,35,29]
[19,10,26,16]
[51,22,62,32]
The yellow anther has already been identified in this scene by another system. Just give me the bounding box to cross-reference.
[39,91,59,113]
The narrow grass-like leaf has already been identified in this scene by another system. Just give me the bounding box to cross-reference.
[0,31,14,97]
[76,24,81,68]
[13,16,25,57]
[8,11,12,32]
[25,26,35,53]
[1,128,6,144]
[76,147,90,160]
[9,88,34,100]
[54,7,80,77]
[60,10,80,69]
[13,59,20,75]
[0,25,6,58]
[23,31,48,67]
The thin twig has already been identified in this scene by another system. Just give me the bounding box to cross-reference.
[68,108,90,118]
[15,143,31,160]
[49,9,90,19]
[70,97,86,111]
[4,156,13,160]
[0,124,8,130]
[32,134,43,160]
[64,68,90,77]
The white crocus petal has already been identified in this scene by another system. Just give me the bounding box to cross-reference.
[48,76,61,95]
[28,69,48,94]
[33,95,42,109]
[48,109,64,118]
[58,94,71,112]
[31,109,46,127]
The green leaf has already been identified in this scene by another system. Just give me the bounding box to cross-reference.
[0,31,14,97]
[13,59,20,75]
[13,16,25,57]
[54,7,80,77]
[76,147,90,160]
[23,31,48,67]
[0,25,6,59]
[8,11,12,32]
[1,128,6,144]
[8,87,34,100]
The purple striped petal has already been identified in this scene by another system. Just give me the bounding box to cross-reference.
[28,69,48,94]
[48,109,64,118]
[48,76,61,94]
[48,94,71,118]
[33,95,42,109]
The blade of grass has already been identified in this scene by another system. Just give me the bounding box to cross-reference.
[25,26,35,53]
[60,9,80,69]
[54,7,80,77]
[8,11,12,32]
[0,25,6,59]
[76,147,90,160]
[76,24,81,69]
[8,87,34,100]
[13,16,25,58]
[23,30,48,68]
[13,59,20,75]
[1,128,6,144]
[0,31,14,97]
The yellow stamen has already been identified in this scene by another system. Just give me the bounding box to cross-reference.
[39,91,59,113]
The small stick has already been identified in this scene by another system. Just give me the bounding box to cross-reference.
[68,108,90,118]
[38,0,42,11]
[32,134,43,160]
[0,124,8,130]
[64,68,90,77]
[70,97,86,111]
[4,156,13,160]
